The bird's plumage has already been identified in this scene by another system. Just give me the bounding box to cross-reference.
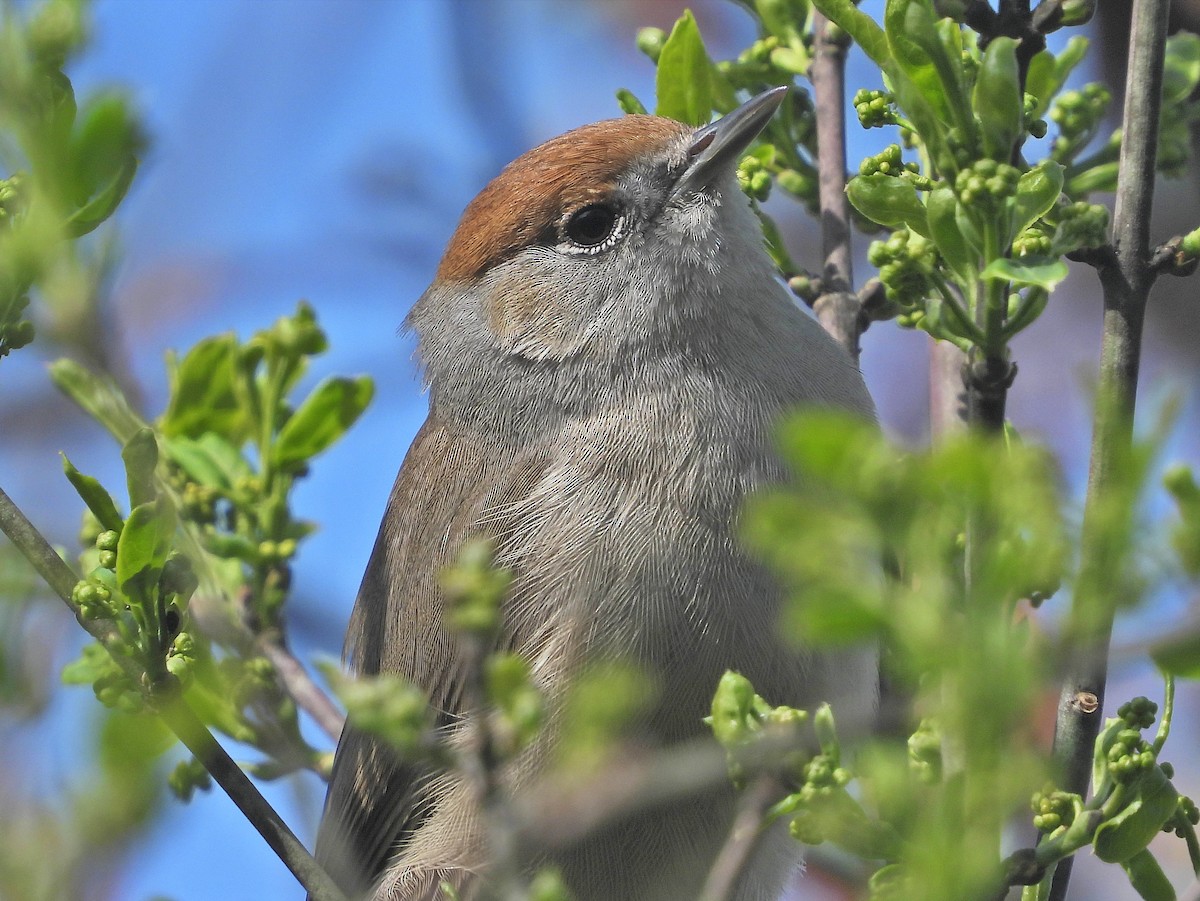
[316,93,875,901]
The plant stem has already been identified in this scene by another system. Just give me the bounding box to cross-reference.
[697,776,784,901]
[0,484,345,901]
[1048,2,1170,898]
[160,699,348,901]
[809,11,864,360]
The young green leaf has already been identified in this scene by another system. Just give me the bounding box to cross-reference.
[273,375,373,472]
[926,186,978,279]
[50,358,149,445]
[973,36,1022,160]
[1162,32,1200,106]
[65,155,137,237]
[116,498,174,595]
[161,334,249,442]
[846,174,930,236]
[162,434,249,491]
[61,454,124,532]
[655,11,713,126]
[122,429,159,509]
[1121,848,1176,901]
[980,258,1068,291]
[810,0,892,74]
[885,0,969,131]
[1012,162,1065,238]
[1093,766,1179,864]
[1025,37,1089,119]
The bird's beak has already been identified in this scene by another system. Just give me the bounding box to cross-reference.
[672,86,788,198]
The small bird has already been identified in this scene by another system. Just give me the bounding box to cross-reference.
[316,87,876,901]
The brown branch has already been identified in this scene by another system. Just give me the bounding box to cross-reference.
[0,484,345,901]
[697,776,787,901]
[1047,1,1170,898]
[257,630,345,744]
[810,12,865,360]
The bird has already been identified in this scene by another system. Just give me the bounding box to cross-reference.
[314,86,876,901]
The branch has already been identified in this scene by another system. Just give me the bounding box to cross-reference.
[160,699,348,901]
[810,12,865,360]
[256,629,345,745]
[1048,1,1170,898]
[0,484,346,901]
[697,776,786,901]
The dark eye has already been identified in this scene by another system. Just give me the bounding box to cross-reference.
[563,203,623,251]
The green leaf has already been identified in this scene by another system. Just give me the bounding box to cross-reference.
[1121,849,1176,901]
[61,454,124,533]
[1094,765,1179,863]
[1025,37,1089,119]
[161,334,249,442]
[163,434,249,491]
[615,89,647,116]
[980,258,1068,291]
[122,429,159,509]
[1163,32,1200,106]
[116,498,174,596]
[926,187,977,280]
[810,0,891,73]
[886,0,969,130]
[65,155,137,238]
[655,11,713,125]
[50,358,149,445]
[273,375,374,472]
[846,174,930,237]
[973,36,1022,159]
[1151,628,1200,678]
[1012,162,1065,237]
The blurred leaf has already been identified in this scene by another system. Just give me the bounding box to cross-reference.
[273,375,373,472]
[1094,765,1178,863]
[1121,849,1176,901]
[1162,32,1200,106]
[65,156,137,238]
[615,88,646,116]
[655,10,712,125]
[50,358,148,444]
[121,428,158,508]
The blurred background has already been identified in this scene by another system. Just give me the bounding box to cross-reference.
[0,1,1198,898]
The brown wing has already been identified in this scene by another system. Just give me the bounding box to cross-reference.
[314,414,549,898]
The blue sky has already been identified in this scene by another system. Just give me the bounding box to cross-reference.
[3,2,1198,899]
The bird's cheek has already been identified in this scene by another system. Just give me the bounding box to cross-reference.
[483,267,597,361]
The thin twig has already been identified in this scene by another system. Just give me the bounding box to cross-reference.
[0,485,120,647]
[257,630,346,744]
[697,776,786,901]
[458,632,524,901]
[810,11,865,360]
[1047,1,1170,898]
[160,699,348,901]
[0,484,346,901]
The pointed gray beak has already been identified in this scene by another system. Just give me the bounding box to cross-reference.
[672,86,788,198]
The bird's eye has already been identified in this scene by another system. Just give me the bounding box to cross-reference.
[562,203,624,254]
